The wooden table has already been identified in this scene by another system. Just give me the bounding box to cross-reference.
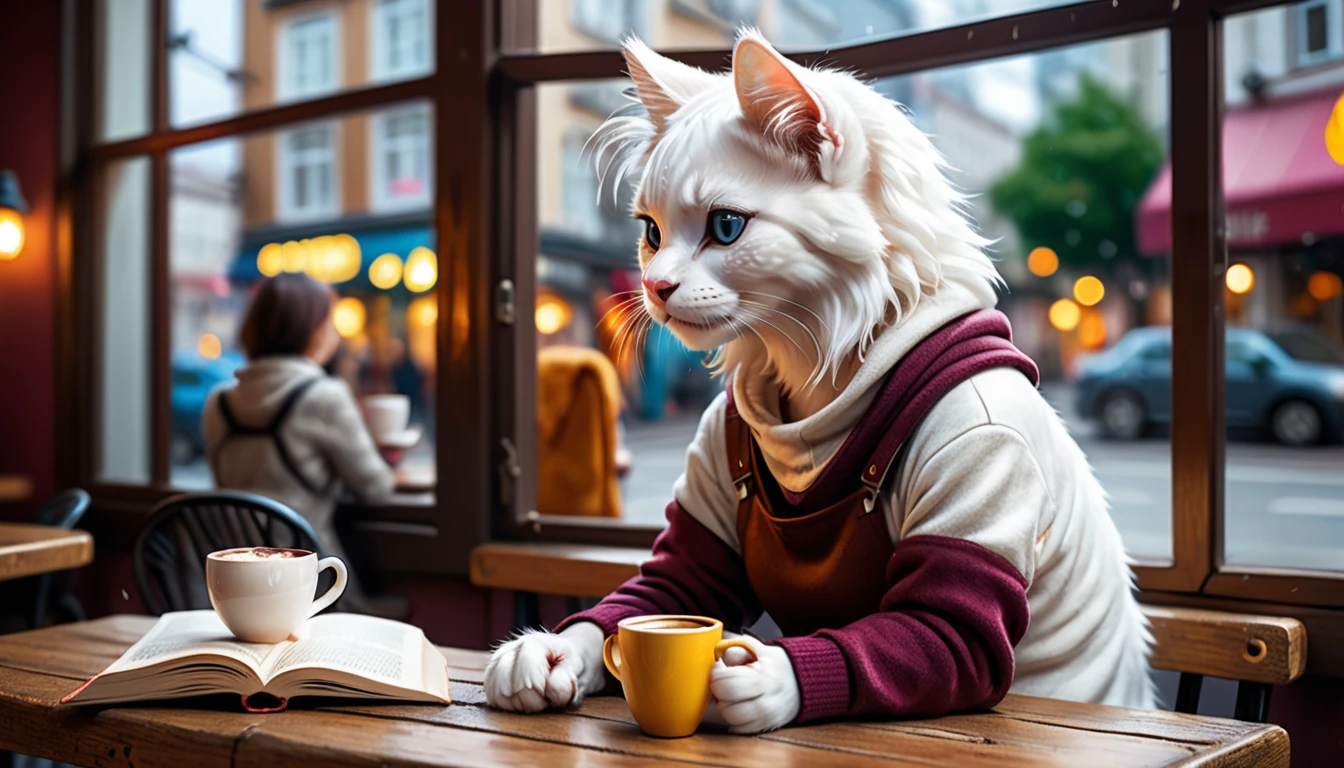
[0,522,94,582]
[0,616,1288,767]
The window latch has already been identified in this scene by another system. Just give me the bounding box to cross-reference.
[497,437,522,506]
[495,279,516,325]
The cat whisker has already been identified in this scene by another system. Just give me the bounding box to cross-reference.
[737,291,831,332]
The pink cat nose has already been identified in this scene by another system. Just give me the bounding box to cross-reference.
[643,277,680,306]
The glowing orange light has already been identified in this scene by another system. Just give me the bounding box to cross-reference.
[536,294,573,335]
[333,297,366,338]
[1073,276,1105,307]
[1328,91,1344,166]
[1027,247,1059,277]
[1226,263,1255,295]
[1077,309,1107,350]
[0,209,25,260]
[257,243,284,276]
[280,240,306,273]
[369,253,403,290]
[409,295,437,327]
[1308,271,1344,301]
[304,234,362,284]
[196,333,222,360]
[403,247,438,292]
[1049,298,1082,332]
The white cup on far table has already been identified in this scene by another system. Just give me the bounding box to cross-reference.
[362,394,411,443]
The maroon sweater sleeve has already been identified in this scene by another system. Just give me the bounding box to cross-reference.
[775,534,1030,723]
[554,501,762,637]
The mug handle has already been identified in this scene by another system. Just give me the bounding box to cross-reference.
[307,557,348,619]
[713,638,758,664]
[602,634,622,681]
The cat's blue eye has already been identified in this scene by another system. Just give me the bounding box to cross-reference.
[642,217,662,252]
[707,209,747,246]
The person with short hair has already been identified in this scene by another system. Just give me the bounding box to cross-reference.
[204,274,398,615]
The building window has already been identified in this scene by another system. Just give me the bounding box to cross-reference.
[371,104,432,211]
[277,123,338,221]
[572,0,648,44]
[1296,0,1343,67]
[277,13,339,101]
[371,0,433,81]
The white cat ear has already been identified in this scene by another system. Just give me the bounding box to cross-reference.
[621,37,719,134]
[732,32,842,173]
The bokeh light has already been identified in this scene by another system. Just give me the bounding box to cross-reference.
[333,297,367,338]
[369,253,403,290]
[281,240,306,273]
[1049,298,1082,332]
[409,295,437,327]
[1226,263,1255,295]
[1078,309,1107,350]
[0,209,25,260]
[1027,247,1059,277]
[196,333,222,360]
[256,243,284,277]
[1073,276,1105,306]
[536,294,573,335]
[404,247,438,292]
[1328,91,1344,166]
[1307,271,1344,301]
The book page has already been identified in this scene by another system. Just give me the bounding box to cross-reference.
[104,611,279,675]
[262,613,423,688]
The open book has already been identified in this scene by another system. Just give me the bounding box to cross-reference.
[62,610,450,711]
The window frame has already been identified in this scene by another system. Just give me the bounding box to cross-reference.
[369,102,434,213]
[275,9,341,103]
[489,0,1344,610]
[370,0,435,83]
[275,120,341,222]
[59,0,1344,607]
[1295,0,1343,68]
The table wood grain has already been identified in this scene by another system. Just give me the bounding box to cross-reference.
[0,616,1288,767]
[0,522,94,582]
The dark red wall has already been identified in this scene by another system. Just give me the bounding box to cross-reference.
[0,0,59,522]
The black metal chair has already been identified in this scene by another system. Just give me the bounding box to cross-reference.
[29,489,91,630]
[132,492,325,615]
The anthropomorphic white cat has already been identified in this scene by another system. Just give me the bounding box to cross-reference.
[484,30,1155,734]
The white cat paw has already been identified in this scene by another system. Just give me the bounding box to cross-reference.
[709,636,801,734]
[483,623,606,712]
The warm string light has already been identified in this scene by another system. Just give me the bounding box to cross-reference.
[333,297,367,338]
[1226,263,1255,295]
[1049,298,1082,332]
[0,209,24,260]
[1027,247,1059,277]
[404,247,438,292]
[536,294,573,335]
[196,333,222,360]
[1073,276,1105,306]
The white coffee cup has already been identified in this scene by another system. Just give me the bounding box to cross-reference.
[362,394,411,442]
[206,547,347,644]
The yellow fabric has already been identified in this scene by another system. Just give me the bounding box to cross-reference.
[536,346,623,518]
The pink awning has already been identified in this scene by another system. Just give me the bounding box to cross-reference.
[1136,88,1344,255]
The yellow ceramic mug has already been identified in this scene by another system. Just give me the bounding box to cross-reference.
[602,615,756,738]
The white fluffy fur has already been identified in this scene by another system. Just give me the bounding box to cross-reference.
[596,29,1001,401]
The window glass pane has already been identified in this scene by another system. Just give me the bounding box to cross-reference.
[168,0,435,129]
[534,30,1173,553]
[99,157,152,483]
[167,103,436,492]
[100,0,152,141]
[530,0,1077,54]
[1221,4,1344,573]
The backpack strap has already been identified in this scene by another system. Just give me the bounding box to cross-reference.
[216,378,327,496]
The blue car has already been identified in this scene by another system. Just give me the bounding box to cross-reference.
[1074,325,1344,446]
[171,350,244,464]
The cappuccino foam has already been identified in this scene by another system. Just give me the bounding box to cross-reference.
[215,547,309,562]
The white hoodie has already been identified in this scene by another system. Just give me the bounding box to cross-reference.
[673,282,1156,708]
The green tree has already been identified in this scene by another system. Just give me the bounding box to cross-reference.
[991,75,1165,276]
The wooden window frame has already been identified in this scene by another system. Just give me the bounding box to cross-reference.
[491,0,1344,609]
[57,0,501,578]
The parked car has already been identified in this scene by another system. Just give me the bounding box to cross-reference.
[170,350,244,464]
[1074,325,1344,446]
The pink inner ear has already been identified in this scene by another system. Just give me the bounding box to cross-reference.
[734,40,839,167]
